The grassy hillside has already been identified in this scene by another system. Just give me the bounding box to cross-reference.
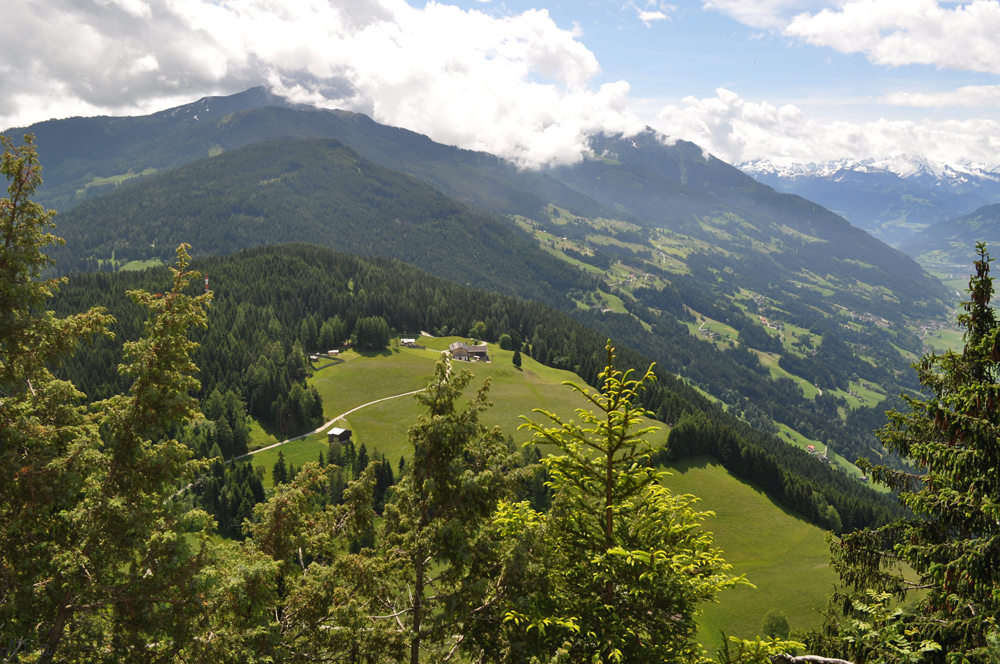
[247,336,669,484]
[663,457,836,648]
[241,342,834,648]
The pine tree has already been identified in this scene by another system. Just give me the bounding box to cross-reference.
[272,450,289,485]
[512,348,522,368]
[827,243,1000,659]
[355,443,370,475]
[379,356,517,664]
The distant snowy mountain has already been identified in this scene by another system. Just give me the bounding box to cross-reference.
[738,156,1000,247]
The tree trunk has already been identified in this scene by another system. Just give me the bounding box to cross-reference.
[410,549,424,664]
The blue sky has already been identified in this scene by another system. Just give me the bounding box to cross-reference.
[522,0,996,122]
[4,0,1000,166]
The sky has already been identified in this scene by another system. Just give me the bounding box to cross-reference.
[3,0,1000,168]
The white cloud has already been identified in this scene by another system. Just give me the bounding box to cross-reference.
[702,0,817,30]
[785,0,1000,74]
[0,0,642,168]
[882,84,1000,107]
[638,10,669,25]
[654,87,1000,165]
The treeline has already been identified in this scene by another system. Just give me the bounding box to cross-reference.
[658,412,895,533]
[51,243,902,531]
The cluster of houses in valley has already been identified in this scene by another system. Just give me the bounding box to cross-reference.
[846,310,891,328]
[758,316,785,331]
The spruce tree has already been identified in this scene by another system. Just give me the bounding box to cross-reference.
[0,135,214,662]
[495,342,747,663]
[828,243,1000,659]
[272,450,289,485]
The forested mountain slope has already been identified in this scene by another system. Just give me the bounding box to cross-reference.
[17,89,959,494]
[900,203,1000,265]
[33,111,935,484]
[553,130,950,320]
[8,92,619,223]
[2,88,293,212]
[48,138,592,307]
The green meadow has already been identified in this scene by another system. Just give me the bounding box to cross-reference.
[662,458,836,648]
[247,337,669,486]
[242,336,837,646]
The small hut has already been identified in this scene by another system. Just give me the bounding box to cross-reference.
[328,427,352,443]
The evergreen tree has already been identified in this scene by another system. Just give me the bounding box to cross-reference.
[353,316,391,351]
[379,356,517,664]
[272,450,289,485]
[825,243,1000,659]
[355,443,370,475]
[319,319,337,350]
[512,348,522,368]
[328,439,343,467]
[0,134,214,663]
[495,342,747,663]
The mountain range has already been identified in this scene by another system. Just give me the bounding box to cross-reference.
[739,156,1000,247]
[3,87,961,489]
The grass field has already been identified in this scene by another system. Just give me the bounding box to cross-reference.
[661,457,836,649]
[246,337,669,487]
[922,327,964,353]
[236,340,843,645]
[120,258,164,272]
[750,350,820,400]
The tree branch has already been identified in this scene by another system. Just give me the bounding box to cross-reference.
[771,655,855,664]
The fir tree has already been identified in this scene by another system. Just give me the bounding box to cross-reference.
[272,450,289,486]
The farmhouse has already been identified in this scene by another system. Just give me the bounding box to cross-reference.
[401,338,417,347]
[448,341,489,361]
[328,427,352,443]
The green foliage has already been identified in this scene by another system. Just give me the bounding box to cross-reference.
[497,343,749,663]
[352,315,390,351]
[513,347,522,368]
[824,243,1000,660]
[716,635,806,664]
[376,355,525,663]
[0,133,216,662]
[761,610,790,640]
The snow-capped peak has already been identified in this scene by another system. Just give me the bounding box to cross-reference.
[738,155,1000,184]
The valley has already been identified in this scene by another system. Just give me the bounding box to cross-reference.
[12,89,973,653]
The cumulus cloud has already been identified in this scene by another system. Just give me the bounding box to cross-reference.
[785,0,1000,74]
[638,10,669,25]
[882,84,1000,108]
[702,0,819,30]
[0,0,641,168]
[655,87,1000,165]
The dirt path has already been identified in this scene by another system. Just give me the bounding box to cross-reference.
[232,388,427,461]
